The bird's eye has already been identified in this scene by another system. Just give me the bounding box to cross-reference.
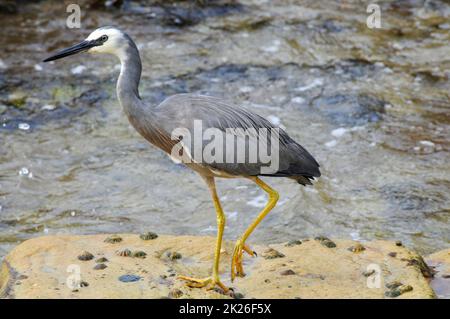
[101,35,108,42]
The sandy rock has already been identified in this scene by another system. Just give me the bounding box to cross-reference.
[0,235,437,299]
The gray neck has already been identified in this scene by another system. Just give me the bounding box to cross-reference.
[117,38,144,117]
[116,37,164,148]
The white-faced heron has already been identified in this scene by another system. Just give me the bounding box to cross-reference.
[43,26,321,292]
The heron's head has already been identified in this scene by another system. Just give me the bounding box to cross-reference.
[43,26,130,62]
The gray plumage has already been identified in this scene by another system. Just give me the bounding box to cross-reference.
[114,29,320,184]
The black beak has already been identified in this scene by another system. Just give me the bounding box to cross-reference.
[43,40,96,62]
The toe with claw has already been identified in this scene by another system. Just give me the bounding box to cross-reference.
[178,275,229,293]
[231,239,256,282]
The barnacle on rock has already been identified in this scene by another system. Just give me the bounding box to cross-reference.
[104,235,123,244]
[132,251,147,259]
[94,263,107,270]
[165,251,182,260]
[95,257,109,263]
[314,236,337,248]
[348,243,365,253]
[285,240,302,247]
[262,248,285,259]
[78,251,94,261]
[168,289,183,298]
[280,269,296,276]
[140,232,158,240]
[385,282,413,298]
[116,248,132,257]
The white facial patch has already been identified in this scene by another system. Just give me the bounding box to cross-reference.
[85,27,127,60]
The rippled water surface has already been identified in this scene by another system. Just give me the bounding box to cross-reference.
[0,0,449,260]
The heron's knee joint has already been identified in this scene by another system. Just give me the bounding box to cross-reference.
[270,191,279,202]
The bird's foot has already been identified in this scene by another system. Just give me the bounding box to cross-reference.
[231,240,257,282]
[178,275,229,293]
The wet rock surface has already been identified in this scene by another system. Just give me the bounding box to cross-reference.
[0,235,439,298]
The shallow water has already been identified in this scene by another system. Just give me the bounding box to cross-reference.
[0,0,449,261]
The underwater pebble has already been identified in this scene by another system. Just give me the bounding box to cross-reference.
[325,140,337,148]
[285,240,302,247]
[132,251,147,259]
[388,252,397,258]
[19,167,32,178]
[118,274,141,283]
[314,236,337,248]
[78,251,94,261]
[41,104,56,111]
[395,241,403,246]
[168,289,183,299]
[18,123,30,131]
[139,231,158,240]
[348,243,365,253]
[280,269,296,276]
[71,65,86,75]
[104,235,122,243]
[93,263,107,270]
[291,96,305,104]
[262,248,285,259]
[331,127,348,138]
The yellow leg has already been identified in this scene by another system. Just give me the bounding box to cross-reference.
[178,176,229,292]
[231,177,279,282]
